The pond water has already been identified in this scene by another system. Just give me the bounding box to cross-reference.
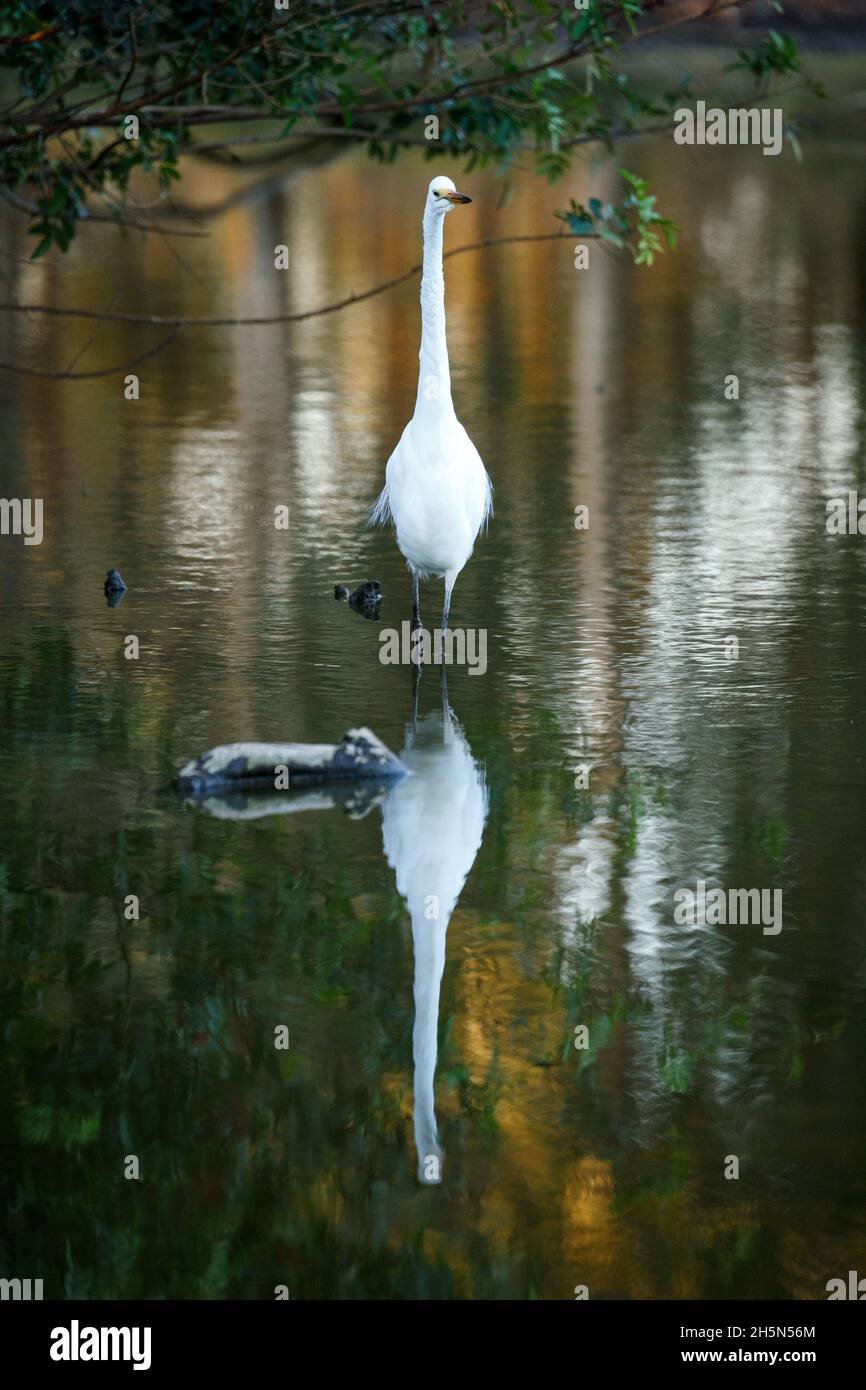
[1,85,866,1299]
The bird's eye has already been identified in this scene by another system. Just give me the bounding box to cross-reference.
[433,190,440,197]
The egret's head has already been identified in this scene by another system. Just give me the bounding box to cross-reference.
[426,175,472,217]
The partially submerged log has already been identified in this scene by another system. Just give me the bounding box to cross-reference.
[184,782,391,822]
[175,727,407,797]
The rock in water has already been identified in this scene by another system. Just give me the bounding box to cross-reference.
[334,579,382,618]
[349,579,382,619]
[351,579,381,601]
[175,727,407,796]
[104,569,127,607]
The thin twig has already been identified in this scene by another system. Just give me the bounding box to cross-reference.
[63,288,120,372]
[0,231,576,330]
[0,324,182,379]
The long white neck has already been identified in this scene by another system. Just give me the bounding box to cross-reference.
[414,210,454,419]
[412,911,447,1184]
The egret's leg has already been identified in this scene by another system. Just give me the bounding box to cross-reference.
[411,570,421,632]
[410,570,424,682]
[440,666,450,721]
[411,657,422,724]
[441,577,455,633]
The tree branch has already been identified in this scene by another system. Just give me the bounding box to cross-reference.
[0,232,576,336]
[0,324,182,379]
[0,183,208,237]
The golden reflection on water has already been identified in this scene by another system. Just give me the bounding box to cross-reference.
[2,103,866,1298]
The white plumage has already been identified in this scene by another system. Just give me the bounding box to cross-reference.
[380,703,488,1182]
[370,175,492,630]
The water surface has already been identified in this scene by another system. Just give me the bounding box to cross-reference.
[2,98,866,1299]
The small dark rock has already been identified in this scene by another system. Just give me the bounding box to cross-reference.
[104,569,127,607]
[335,579,382,620]
[352,580,381,599]
[349,579,382,620]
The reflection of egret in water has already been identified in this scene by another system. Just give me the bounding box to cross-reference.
[181,682,487,1185]
[380,683,487,1184]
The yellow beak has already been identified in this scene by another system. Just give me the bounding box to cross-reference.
[443,191,472,205]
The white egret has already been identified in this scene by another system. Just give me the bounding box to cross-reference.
[380,693,488,1183]
[370,175,492,632]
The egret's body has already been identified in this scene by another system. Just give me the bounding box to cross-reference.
[380,699,488,1182]
[371,176,492,630]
